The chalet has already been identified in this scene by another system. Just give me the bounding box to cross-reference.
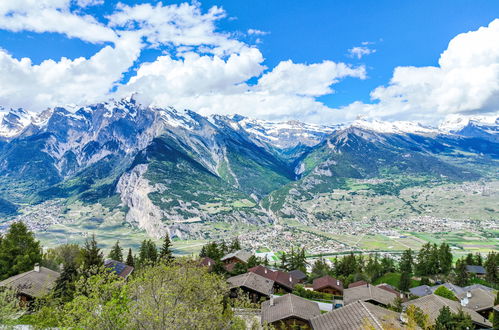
[410,282,466,298]
[310,300,403,330]
[457,288,496,318]
[221,250,252,272]
[312,275,343,295]
[199,257,215,271]
[261,294,320,330]
[402,294,492,328]
[248,265,299,293]
[227,272,274,303]
[343,283,398,307]
[288,270,307,283]
[465,265,487,278]
[104,259,134,279]
[376,283,401,296]
[348,280,368,288]
[0,264,59,304]
[409,284,432,297]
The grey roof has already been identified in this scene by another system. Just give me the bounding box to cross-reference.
[261,294,320,325]
[463,284,495,292]
[402,294,492,328]
[430,283,465,296]
[409,285,433,297]
[221,250,252,263]
[311,300,402,330]
[0,266,60,298]
[343,284,398,306]
[465,265,486,274]
[228,272,274,296]
[288,269,307,280]
[457,288,495,312]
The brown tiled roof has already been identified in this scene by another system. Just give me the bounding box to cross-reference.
[311,300,402,330]
[457,288,495,312]
[248,265,275,278]
[313,275,344,292]
[343,284,397,306]
[0,266,59,298]
[402,294,492,328]
[248,266,299,291]
[228,272,274,296]
[348,280,368,288]
[261,294,320,325]
[376,284,400,296]
[224,262,237,272]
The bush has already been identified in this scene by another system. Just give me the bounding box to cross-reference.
[292,285,336,301]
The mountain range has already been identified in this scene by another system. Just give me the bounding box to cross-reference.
[0,97,497,239]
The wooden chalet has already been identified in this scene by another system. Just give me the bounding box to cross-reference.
[227,272,274,303]
[261,294,320,330]
[312,275,344,295]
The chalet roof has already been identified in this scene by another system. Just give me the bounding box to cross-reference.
[313,275,344,292]
[228,272,274,296]
[457,288,495,312]
[465,265,486,275]
[248,266,299,290]
[409,285,432,297]
[376,283,400,296]
[199,257,215,268]
[348,280,368,288]
[289,270,307,281]
[221,250,252,263]
[430,283,465,296]
[402,294,492,328]
[104,259,134,279]
[311,300,402,330]
[261,294,320,325]
[0,266,59,298]
[343,284,397,306]
[463,284,494,292]
[248,265,275,278]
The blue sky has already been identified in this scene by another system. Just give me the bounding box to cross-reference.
[0,1,498,124]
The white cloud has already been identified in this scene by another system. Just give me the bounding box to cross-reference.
[0,1,366,124]
[348,45,376,59]
[340,19,499,123]
[0,0,116,43]
[76,0,104,8]
[247,29,269,36]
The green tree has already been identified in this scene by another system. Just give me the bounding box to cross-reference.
[438,243,453,275]
[365,254,383,282]
[434,286,457,301]
[310,257,332,280]
[80,234,104,274]
[484,252,497,284]
[399,271,411,292]
[465,253,475,266]
[125,248,135,268]
[108,240,124,262]
[42,244,82,271]
[380,255,396,274]
[399,249,413,274]
[229,238,241,252]
[138,239,158,266]
[159,235,174,264]
[435,306,454,330]
[474,253,483,266]
[279,252,289,271]
[493,291,499,329]
[436,307,473,330]
[453,258,469,287]
[406,304,429,329]
[0,222,42,280]
[0,288,25,324]
[53,262,78,302]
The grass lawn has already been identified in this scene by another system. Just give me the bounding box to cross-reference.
[373,272,420,289]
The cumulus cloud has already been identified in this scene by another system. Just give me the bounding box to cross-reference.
[76,0,104,8]
[0,0,367,124]
[247,29,269,36]
[340,19,499,123]
[348,45,376,59]
[0,0,116,43]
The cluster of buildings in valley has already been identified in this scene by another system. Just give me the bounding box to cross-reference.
[0,200,66,234]
[206,249,496,329]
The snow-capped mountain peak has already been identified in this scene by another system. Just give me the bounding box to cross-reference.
[350,119,438,135]
[0,108,35,138]
[439,114,498,132]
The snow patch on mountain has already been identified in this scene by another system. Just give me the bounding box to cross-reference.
[439,114,498,132]
[351,119,438,135]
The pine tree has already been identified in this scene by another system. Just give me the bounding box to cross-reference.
[279,252,288,270]
[81,234,104,273]
[474,253,483,266]
[53,262,78,302]
[399,249,413,274]
[229,238,241,252]
[0,222,42,280]
[438,243,453,275]
[139,240,158,266]
[465,253,475,266]
[126,248,135,267]
[454,258,469,287]
[484,252,497,284]
[435,306,453,330]
[108,240,123,262]
[159,235,174,264]
[399,271,411,292]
